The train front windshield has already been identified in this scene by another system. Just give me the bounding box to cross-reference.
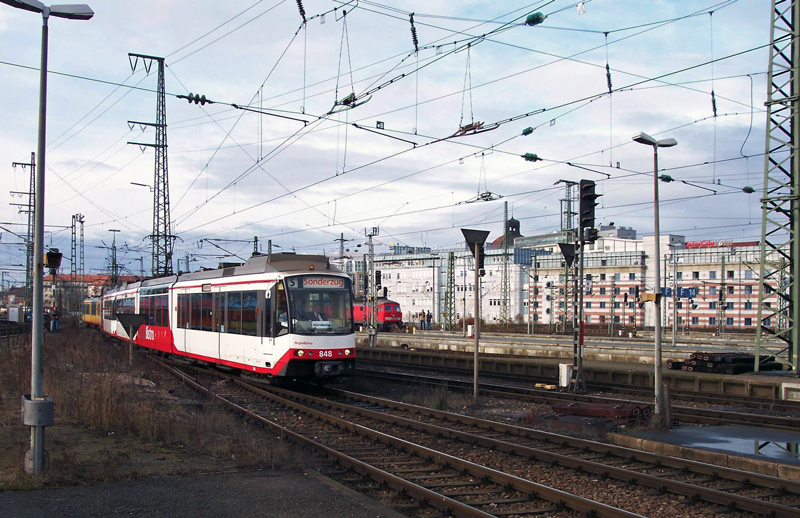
[286,275,353,335]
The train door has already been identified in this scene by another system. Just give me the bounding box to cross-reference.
[173,288,189,353]
[213,287,224,361]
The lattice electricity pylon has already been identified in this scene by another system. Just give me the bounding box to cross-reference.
[444,252,456,330]
[127,53,174,277]
[10,152,35,310]
[501,201,511,325]
[756,0,800,374]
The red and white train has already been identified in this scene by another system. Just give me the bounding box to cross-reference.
[83,253,355,382]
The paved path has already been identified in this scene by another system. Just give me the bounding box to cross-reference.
[0,469,403,518]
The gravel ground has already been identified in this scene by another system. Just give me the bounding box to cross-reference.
[0,468,400,518]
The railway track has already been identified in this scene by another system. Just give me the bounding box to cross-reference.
[155,358,640,518]
[153,357,800,517]
[355,362,800,431]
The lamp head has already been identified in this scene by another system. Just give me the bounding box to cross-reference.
[0,0,45,13]
[632,132,677,148]
[632,132,657,146]
[50,4,93,19]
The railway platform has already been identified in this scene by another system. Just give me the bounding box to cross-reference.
[610,425,800,481]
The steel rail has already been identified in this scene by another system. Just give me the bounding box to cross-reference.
[356,366,800,432]
[154,358,642,518]
[261,384,800,518]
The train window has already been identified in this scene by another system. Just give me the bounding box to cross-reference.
[263,290,272,338]
[177,295,190,329]
[275,282,288,337]
[141,297,152,325]
[158,294,169,327]
[228,292,242,334]
[242,291,258,336]
[191,293,212,331]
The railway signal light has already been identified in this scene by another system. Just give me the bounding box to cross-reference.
[477,245,485,276]
[375,270,382,289]
[579,179,601,229]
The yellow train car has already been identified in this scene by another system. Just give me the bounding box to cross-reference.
[82,297,101,327]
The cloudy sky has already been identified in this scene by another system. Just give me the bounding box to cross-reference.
[0,0,771,280]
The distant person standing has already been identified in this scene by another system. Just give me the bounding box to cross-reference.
[419,310,425,330]
[426,310,432,330]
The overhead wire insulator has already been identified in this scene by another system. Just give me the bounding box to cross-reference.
[711,90,717,117]
[521,153,542,162]
[605,64,612,93]
[409,13,419,53]
[179,93,213,105]
[296,0,306,23]
[525,12,545,26]
[522,127,533,136]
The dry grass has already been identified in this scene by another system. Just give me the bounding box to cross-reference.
[0,320,299,490]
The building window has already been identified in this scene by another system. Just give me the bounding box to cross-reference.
[599,302,606,309]
[744,302,752,310]
[676,271,683,280]
[677,316,682,324]
[599,287,606,295]
[614,316,620,323]
[709,271,717,279]
[629,316,635,324]
[586,302,592,309]
[586,315,592,323]
[744,285,753,295]
[691,317,699,325]
[614,273,621,281]
[628,302,635,309]
[629,273,636,280]
[676,301,682,309]
[727,270,734,279]
[600,273,606,281]
[709,286,717,295]
[629,287,636,294]
[727,286,734,294]
[709,317,716,325]
[614,288,621,295]
[693,271,700,279]
[726,317,734,326]
[764,318,771,327]
[614,302,620,309]
[709,302,717,310]
[745,317,752,326]
[726,302,734,310]
[745,270,753,280]
[600,315,606,323]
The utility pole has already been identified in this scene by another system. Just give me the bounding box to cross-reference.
[717,253,726,335]
[253,235,259,256]
[127,53,174,277]
[11,153,35,313]
[109,229,120,286]
[335,233,346,258]
[501,201,510,325]
[444,252,456,331]
[366,227,379,347]
[609,276,616,335]
[672,250,678,348]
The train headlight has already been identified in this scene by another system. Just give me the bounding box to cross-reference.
[296,350,305,357]
[344,349,352,356]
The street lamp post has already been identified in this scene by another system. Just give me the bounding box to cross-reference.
[632,131,677,428]
[2,0,94,475]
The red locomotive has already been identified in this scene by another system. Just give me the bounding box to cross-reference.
[353,298,403,331]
